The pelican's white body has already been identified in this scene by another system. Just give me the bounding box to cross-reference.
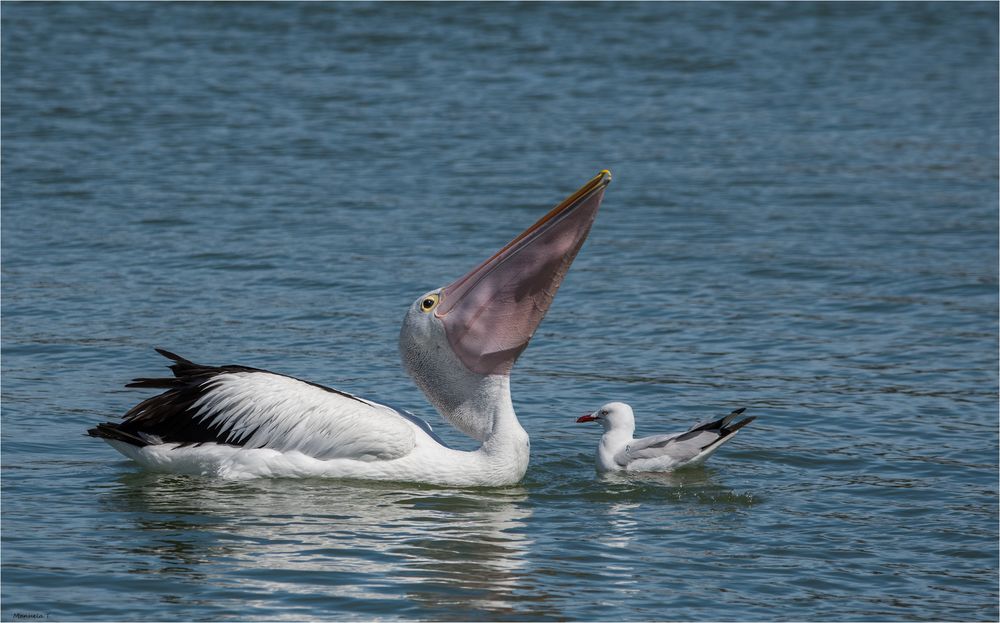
[107,371,529,485]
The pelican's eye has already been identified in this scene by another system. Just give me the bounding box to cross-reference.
[420,293,441,313]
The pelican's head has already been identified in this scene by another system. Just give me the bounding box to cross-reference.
[577,401,635,433]
[400,170,612,440]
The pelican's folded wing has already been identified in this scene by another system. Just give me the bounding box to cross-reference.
[89,350,415,461]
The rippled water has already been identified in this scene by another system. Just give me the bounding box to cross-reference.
[3,2,997,621]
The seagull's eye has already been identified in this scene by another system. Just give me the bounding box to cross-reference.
[420,293,441,313]
[599,410,609,416]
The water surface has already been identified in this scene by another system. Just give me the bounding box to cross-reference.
[2,2,997,621]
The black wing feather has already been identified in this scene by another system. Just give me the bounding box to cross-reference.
[88,348,369,448]
[651,408,754,450]
[693,408,755,451]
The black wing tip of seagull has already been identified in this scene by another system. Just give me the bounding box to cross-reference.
[696,412,756,451]
[687,406,750,434]
[719,407,748,428]
[723,415,756,435]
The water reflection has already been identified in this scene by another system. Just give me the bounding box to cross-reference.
[101,472,535,617]
[598,501,643,600]
[590,465,754,501]
[602,501,641,550]
[599,466,718,488]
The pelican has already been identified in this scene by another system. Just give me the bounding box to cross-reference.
[576,402,755,473]
[89,170,612,485]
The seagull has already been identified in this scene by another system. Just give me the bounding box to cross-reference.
[89,170,612,484]
[576,402,755,473]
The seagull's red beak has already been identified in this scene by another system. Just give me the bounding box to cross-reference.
[435,170,612,376]
[576,414,597,423]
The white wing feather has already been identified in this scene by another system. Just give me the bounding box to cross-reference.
[191,372,416,461]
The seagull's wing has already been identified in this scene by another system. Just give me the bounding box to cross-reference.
[89,349,419,461]
[614,432,682,465]
[615,408,755,468]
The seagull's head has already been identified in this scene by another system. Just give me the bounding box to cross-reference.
[576,401,635,433]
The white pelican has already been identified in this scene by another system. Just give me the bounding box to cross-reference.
[576,402,755,473]
[89,170,612,485]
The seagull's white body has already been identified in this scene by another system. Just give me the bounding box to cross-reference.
[91,171,611,485]
[577,402,755,473]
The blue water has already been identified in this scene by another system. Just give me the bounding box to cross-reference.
[3,2,997,621]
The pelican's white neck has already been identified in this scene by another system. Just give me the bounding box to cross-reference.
[429,373,530,484]
[466,375,528,457]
